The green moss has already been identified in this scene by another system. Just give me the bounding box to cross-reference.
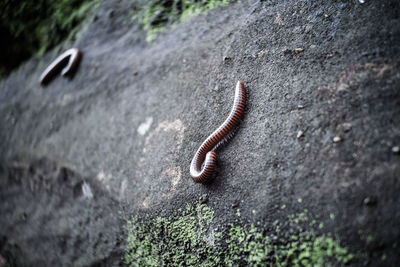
[224,210,355,266]
[132,0,231,42]
[366,235,374,245]
[125,204,221,266]
[125,205,356,266]
[236,208,241,217]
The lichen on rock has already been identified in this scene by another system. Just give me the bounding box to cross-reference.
[125,205,355,266]
[132,0,231,42]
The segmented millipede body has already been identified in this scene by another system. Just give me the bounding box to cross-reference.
[39,48,81,85]
[190,81,246,183]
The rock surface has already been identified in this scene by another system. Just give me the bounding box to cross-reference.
[1,0,399,265]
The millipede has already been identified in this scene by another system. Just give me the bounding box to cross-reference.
[190,80,246,183]
[39,48,81,85]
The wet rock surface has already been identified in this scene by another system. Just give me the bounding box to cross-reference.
[0,156,122,266]
[0,0,399,265]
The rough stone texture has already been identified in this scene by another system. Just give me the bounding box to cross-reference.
[0,0,399,266]
[0,157,122,266]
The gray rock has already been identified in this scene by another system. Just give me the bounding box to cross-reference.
[0,0,399,265]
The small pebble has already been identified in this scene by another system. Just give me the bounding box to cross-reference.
[21,212,28,221]
[297,104,305,109]
[326,53,334,59]
[392,146,400,154]
[297,130,304,139]
[342,122,352,132]
[333,136,342,143]
[231,201,239,209]
[199,194,208,204]
[107,9,115,18]
[363,196,377,206]
[295,48,304,54]
[82,182,93,199]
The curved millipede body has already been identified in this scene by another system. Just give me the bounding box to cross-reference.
[190,81,246,183]
[39,48,81,85]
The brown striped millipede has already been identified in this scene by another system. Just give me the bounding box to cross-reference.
[39,48,82,85]
[190,80,246,183]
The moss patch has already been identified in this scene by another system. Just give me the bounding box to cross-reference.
[125,205,355,266]
[125,204,221,266]
[132,0,231,42]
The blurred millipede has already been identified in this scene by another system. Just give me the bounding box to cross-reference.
[39,48,81,85]
[190,81,246,183]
